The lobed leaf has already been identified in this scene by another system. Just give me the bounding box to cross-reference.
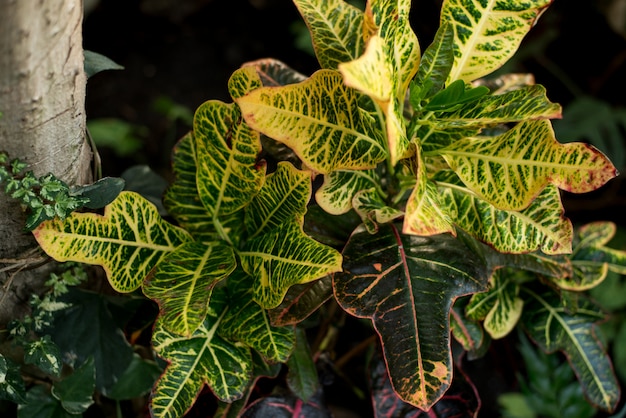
[143,241,237,337]
[237,70,387,174]
[33,191,192,293]
[440,120,618,211]
[521,288,620,412]
[441,0,552,82]
[334,223,491,410]
[151,290,252,418]
[293,0,365,69]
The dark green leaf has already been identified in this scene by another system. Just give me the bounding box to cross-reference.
[71,177,125,210]
[51,356,95,414]
[286,327,318,402]
[23,335,62,377]
[17,386,74,418]
[0,354,26,404]
[84,50,124,78]
[268,275,333,326]
[107,354,163,400]
[241,388,331,418]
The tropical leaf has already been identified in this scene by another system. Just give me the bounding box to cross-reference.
[441,0,552,82]
[163,133,215,241]
[268,275,334,326]
[151,289,252,418]
[228,66,262,100]
[440,119,618,211]
[33,191,192,293]
[143,241,237,336]
[315,168,379,215]
[236,69,387,174]
[286,327,319,402]
[450,299,489,359]
[218,269,296,364]
[465,271,523,339]
[194,101,265,220]
[244,162,311,240]
[521,288,620,412]
[435,172,573,254]
[334,223,491,410]
[239,222,342,309]
[353,187,404,234]
[293,0,365,69]
[572,222,626,275]
[241,58,308,87]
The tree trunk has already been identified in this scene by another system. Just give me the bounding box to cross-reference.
[0,0,92,326]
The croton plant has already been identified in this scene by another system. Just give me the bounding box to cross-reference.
[32,0,623,416]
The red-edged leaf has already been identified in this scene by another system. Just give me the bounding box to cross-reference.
[334,223,491,410]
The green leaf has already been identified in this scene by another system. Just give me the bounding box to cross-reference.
[194,101,265,220]
[241,58,308,87]
[436,173,573,254]
[353,187,403,234]
[218,269,296,364]
[0,354,26,404]
[268,275,334,326]
[163,133,216,242]
[107,354,163,400]
[228,66,262,100]
[151,290,252,418]
[286,327,319,402]
[315,169,379,215]
[71,176,125,210]
[239,221,343,309]
[293,0,365,69]
[334,223,491,410]
[244,162,311,240]
[33,191,192,293]
[441,0,552,82]
[424,80,489,111]
[143,241,237,336]
[521,288,620,412]
[17,386,74,418]
[440,120,618,211]
[51,356,95,415]
[450,299,488,359]
[572,222,626,275]
[87,118,144,157]
[83,50,124,78]
[24,335,62,377]
[237,69,387,174]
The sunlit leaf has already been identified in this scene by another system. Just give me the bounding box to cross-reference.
[151,289,252,418]
[237,69,387,174]
[441,0,552,82]
[33,191,192,293]
[334,223,491,410]
[440,120,618,211]
[144,241,237,336]
[293,0,365,69]
[228,66,262,100]
[219,269,296,364]
[522,288,620,412]
[239,222,342,309]
[316,169,379,215]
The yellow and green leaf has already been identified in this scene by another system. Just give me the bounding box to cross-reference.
[436,172,573,254]
[143,241,237,337]
[228,66,262,100]
[241,58,308,87]
[315,169,379,215]
[244,162,311,240]
[239,222,342,309]
[195,101,265,219]
[441,0,552,83]
[237,70,387,174]
[151,289,251,418]
[440,120,618,211]
[33,191,192,293]
[293,0,365,69]
[352,187,404,234]
[218,269,296,364]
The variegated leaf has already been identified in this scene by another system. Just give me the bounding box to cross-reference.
[268,275,334,326]
[163,133,216,242]
[440,120,618,211]
[239,221,342,309]
[33,191,192,293]
[522,288,620,412]
[293,0,365,69]
[316,169,379,215]
[573,222,626,275]
[151,289,251,418]
[143,241,237,337]
[241,58,308,87]
[245,162,311,240]
[195,101,265,219]
[228,66,262,100]
[353,187,404,234]
[334,223,491,410]
[436,172,573,254]
[450,299,488,359]
[218,269,296,363]
[416,124,481,152]
[441,0,552,82]
[466,272,522,339]
[237,70,387,174]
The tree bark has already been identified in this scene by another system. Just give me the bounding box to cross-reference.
[0,0,92,326]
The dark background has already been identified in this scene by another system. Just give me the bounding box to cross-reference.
[82,1,626,416]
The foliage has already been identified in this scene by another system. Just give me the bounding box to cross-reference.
[4,0,623,416]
